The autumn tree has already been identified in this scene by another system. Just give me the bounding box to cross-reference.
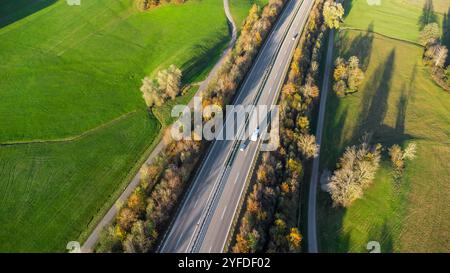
[140,65,182,107]
[328,141,381,207]
[300,79,320,99]
[388,143,417,180]
[296,133,319,159]
[123,220,152,253]
[333,56,364,96]
[96,226,123,253]
[347,56,365,91]
[140,77,164,107]
[323,1,344,29]
[157,64,182,99]
[287,227,302,252]
[117,207,138,232]
[425,44,448,70]
[420,23,440,46]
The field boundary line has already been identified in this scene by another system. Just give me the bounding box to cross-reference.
[341,27,423,47]
[0,111,138,146]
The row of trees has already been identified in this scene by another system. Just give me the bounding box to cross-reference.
[332,56,365,96]
[140,65,182,107]
[96,140,201,252]
[420,23,450,90]
[325,2,364,97]
[203,0,286,108]
[139,0,186,11]
[232,0,330,253]
[95,0,288,253]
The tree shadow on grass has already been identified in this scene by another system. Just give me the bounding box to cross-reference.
[180,34,230,84]
[353,49,396,143]
[339,23,375,70]
[0,0,57,29]
[374,64,418,147]
[366,221,394,252]
[317,197,350,252]
[320,51,395,252]
[343,0,354,19]
[320,98,349,170]
[442,7,450,66]
[418,0,439,30]
[319,44,422,253]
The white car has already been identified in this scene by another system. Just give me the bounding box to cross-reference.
[250,128,260,142]
[292,33,299,41]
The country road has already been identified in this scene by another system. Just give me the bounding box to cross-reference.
[307,28,335,253]
[160,0,315,253]
[81,0,237,253]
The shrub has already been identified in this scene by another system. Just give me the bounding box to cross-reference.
[328,141,381,207]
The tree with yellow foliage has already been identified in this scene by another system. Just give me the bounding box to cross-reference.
[287,227,302,252]
[323,1,344,29]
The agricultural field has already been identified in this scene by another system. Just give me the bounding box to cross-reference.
[344,0,445,42]
[0,0,258,252]
[318,0,450,252]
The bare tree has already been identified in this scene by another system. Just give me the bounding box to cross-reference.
[420,23,440,46]
[328,141,381,207]
[296,133,319,159]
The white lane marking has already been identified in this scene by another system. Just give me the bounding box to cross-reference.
[175,232,184,249]
[234,171,240,184]
[221,206,228,220]
[186,222,200,252]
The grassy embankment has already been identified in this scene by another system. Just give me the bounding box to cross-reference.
[318,0,450,252]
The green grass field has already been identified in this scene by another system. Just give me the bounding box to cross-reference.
[344,0,444,43]
[318,0,450,252]
[0,0,229,142]
[0,0,261,252]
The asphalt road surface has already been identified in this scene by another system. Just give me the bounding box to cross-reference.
[306,26,335,254]
[160,0,314,253]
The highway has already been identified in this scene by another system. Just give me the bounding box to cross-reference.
[159,0,314,253]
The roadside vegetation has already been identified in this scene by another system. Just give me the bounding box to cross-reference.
[318,0,450,252]
[231,0,330,253]
[95,0,288,253]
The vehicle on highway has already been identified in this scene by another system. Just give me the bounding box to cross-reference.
[239,141,249,151]
[250,128,260,142]
[292,33,299,40]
